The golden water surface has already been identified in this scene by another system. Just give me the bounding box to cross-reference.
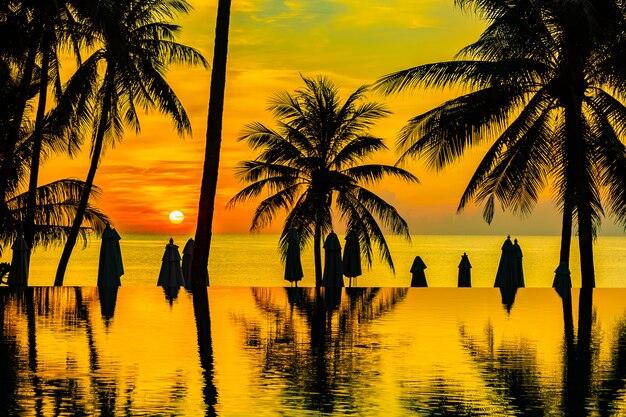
[1,287,626,416]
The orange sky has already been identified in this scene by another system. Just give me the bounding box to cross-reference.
[37,0,624,236]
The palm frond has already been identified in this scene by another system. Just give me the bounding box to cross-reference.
[396,85,526,169]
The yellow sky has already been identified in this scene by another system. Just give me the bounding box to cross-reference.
[37,0,624,235]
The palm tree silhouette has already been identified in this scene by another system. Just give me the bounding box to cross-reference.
[54,0,207,285]
[229,76,418,286]
[0,53,109,260]
[0,1,40,210]
[375,0,626,287]
[22,0,96,252]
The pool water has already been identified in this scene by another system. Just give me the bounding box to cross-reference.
[1,287,625,416]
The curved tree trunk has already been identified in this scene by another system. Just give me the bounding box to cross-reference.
[191,0,231,292]
[54,72,113,286]
[25,28,52,251]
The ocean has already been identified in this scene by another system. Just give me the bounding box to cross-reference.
[3,234,626,287]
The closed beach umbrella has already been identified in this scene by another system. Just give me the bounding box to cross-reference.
[513,238,525,287]
[458,253,472,287]
[323,232,343,288]
[8,235,29,287]
[553,262,572,298]
[284,228,304,286]
[494,236,518,289]
[97,225,124,286]
[343,230,362,287]
[181,238,209,289]
[157,238,185,287]
[182,238,194,284]
[410,256,427,287]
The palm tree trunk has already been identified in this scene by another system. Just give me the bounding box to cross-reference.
[565,97,595,288]
[577,199,595,287]
[54,74,113,286]
[25,29,52,251]
[314,213,323,287]
[559,200,573,264]
[191,0,231,292]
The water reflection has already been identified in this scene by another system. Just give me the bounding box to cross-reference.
[192,289,218,417]
[239,287,408,414]
[447,288,626,416]
[0,288,203,416]
[2,287,626,416]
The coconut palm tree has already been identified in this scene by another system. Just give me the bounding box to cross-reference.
[191,0,232,291]
[23,0,96,251]
[229,76,418,286]
[375,0,626,288]
[54,0,207,286]
[0,1,40,209]
[0,48,99,251]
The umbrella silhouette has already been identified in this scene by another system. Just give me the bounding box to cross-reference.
[284,228,304,286]
[323,232,343,288]
[553,262,572,298]
[181,238,209,289]
[342,230,362,287]
[97,225,124,286]
[8,235,29,287]
[458,253,472,287]
[494,236,521,289]
[157,238,185,288]
[182,238,194,285]
[410,256,427,287]
[512,238,525,287]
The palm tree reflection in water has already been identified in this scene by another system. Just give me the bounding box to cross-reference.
[192,289,218,417]
[0,288,195,416]
[237,287,408,414]
[403,289,626,417]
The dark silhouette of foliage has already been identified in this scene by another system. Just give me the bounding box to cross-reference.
[230,76,418,285]
[54,0,207,285]
[376,0,626,287]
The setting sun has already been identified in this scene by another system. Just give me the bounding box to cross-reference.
[168,210,185,224]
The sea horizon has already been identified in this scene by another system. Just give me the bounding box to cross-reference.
[4,233,626,288]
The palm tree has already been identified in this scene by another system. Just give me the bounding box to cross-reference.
[54,0,207,286]
[23,0,96,251]
[0,49,105,258]
[229,76,418,286]
[0,1,41,210]
[190,0,231,291]
[375,0,626,288]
